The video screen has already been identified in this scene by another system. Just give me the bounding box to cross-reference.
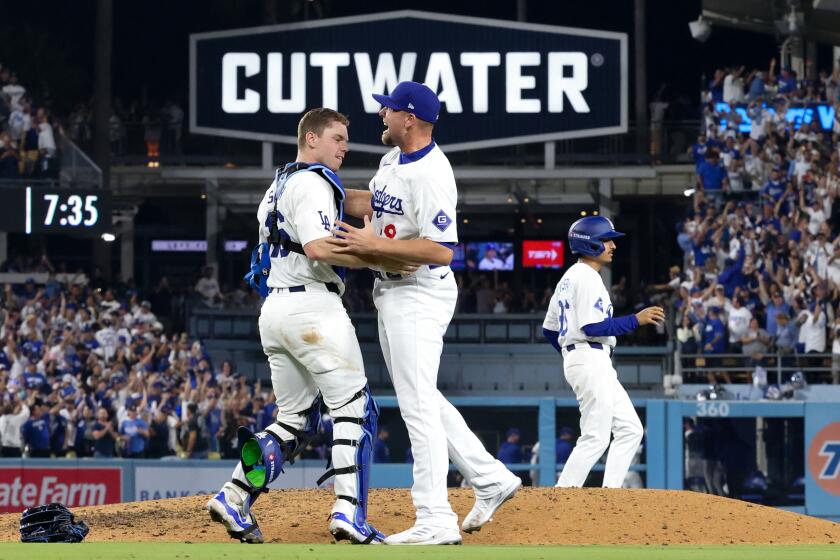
[465,242,515,271]
[522,240,565,269]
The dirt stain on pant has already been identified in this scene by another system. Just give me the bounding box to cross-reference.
[301,328,323,345]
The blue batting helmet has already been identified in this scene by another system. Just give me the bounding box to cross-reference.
[567,216,625,257]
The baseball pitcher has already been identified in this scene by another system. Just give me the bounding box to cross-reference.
[329,82,521,545]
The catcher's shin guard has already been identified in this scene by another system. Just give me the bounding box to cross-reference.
[209,395,322,543]
[320,386,384,544]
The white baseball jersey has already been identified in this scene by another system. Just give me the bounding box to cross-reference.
[369,142,514,527]
[543,262,617,349]
[368,144,458,280]
[256,171,344,293]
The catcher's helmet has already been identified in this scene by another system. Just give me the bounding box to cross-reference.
[567,216,625,257]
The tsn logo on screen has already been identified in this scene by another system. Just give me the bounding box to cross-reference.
[523,241,565,269]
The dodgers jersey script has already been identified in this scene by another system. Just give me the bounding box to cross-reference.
[543,262,617,348]
[257,171,344,293]
[369,144,458,264]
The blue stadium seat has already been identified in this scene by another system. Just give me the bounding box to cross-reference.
[616,364,639,384]
[638,363,662,384]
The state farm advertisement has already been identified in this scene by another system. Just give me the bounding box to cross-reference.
[0,467,122,512]
[522,241,565,268]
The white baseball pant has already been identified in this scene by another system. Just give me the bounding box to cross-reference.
[374,275,513,529]
[556,346,643,488]
[229,289,369,517]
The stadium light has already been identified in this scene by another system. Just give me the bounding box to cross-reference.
[689,16,711,42]
[101,232,116,242]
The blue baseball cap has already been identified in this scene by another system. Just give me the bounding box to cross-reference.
[372,81,440,124]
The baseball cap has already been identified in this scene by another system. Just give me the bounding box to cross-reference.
[372,81,440,124]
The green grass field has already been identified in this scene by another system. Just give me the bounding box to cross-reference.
[0,544,836,560]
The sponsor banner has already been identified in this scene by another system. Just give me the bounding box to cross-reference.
[151,240,208,252]
[190,11,627,152]
[0,466,122,513]
[134,464,324,501]
[715,102,836,133]
[522,240,565,268]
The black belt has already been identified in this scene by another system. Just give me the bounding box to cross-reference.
[565,341,614,357]
[374,271,406,281]
[269,282,340,295]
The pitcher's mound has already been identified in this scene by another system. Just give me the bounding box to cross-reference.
[2,488,839,545]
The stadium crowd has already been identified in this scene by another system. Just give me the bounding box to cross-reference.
[0,64,60,180]
[664,57,840,384]
[0,255,295,460]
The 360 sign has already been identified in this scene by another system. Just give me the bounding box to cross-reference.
[190,10,627,152]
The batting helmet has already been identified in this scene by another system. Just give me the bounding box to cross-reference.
[567,216,625,257]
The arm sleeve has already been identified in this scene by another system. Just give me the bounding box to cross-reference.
[543,328,562,353]
[582,314,640,337]
[415,164,458,243]
[291,175,337,246]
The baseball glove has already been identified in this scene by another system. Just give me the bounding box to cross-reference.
[19,502,90,543]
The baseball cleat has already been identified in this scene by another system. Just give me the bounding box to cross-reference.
[461,476,522,534]
[328,512,385,544]
[383,524,462,545]
[206,487,264,544]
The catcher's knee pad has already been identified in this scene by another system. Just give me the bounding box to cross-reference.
[318,385,379,527]
[239,394,322,490]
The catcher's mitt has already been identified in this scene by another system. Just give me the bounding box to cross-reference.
[19,502,90,543]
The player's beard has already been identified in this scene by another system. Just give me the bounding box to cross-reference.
[381,128,394,146]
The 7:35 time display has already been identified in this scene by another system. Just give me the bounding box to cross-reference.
[28,187,112,234]
[0,187,113,236]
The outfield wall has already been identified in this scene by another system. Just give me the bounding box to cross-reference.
[1,398,838,520]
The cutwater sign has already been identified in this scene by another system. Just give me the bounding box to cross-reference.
[190,11,627,152]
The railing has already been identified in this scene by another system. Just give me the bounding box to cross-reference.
[678,352,837,385]
[103,120,702,168]
[191,309,666,347]
[59,133,102,189]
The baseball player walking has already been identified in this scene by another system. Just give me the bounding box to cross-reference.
[328,82,521,545]
[543,217,665,487]
[207,109,415,544]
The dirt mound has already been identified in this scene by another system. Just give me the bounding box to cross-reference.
[2,488,839,545]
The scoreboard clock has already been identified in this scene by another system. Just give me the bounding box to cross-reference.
[0,187,112,236]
